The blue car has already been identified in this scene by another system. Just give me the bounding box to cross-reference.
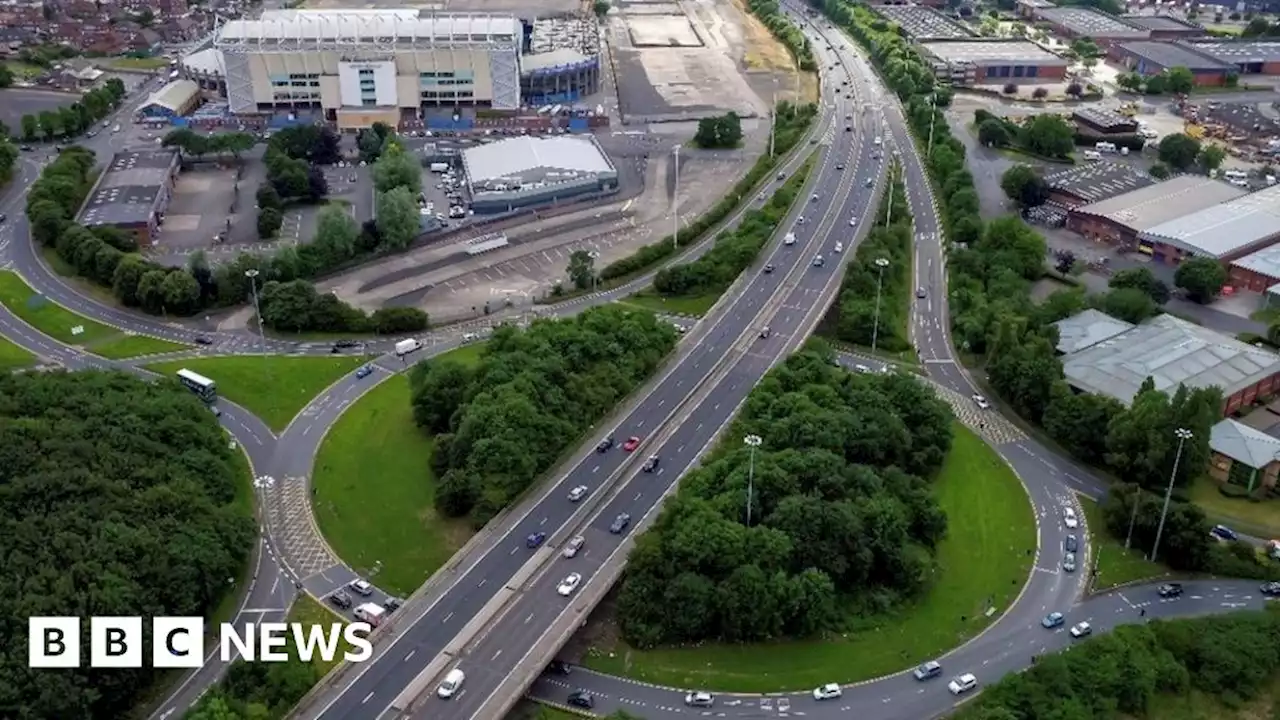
[355,365,373,379]
[1211,524,1238,541]
[1042,612,1065,629]
[527,531,546,548]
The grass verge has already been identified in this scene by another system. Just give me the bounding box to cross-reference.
[1079,496,1166,591]
[621,292,720,318]
[288,594,357,677]
[107,56,170,70]
[145,355,370,431]
[582,422,1035,691]
[91,334,190,359]
[312,344,485,596]
[1189,475,1280,539]
[0,335,36,372]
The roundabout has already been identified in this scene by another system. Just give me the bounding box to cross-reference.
[0,9,1272,720]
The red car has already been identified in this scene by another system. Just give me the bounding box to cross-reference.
[622,436,641,452]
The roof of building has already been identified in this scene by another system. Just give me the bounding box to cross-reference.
[77,149,179,228]
[1140,184,1280,259]
[462,135,615,187]
[1122,14,1203,32]
[876,6,974,40]
[1186,39,1280,64]
[1210,418,1280,469]
[216,11,521,46]
[1018,0,1057,7]
[1072,175,1248,232]
[1117,40,1234,71]
[1036,7,1149,38]
[1045,161,1156,204]
[1062,313,1280,406]
[1073,106,1137,130]
[1236,243,1280,283]
[919,39,1065,66]
[142,79,200,114]
[181,47,224,76]
[1051,308,1135,354]
[522,48,593,74]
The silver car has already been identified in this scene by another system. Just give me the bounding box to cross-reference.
[1062,552,1077,573]
[563,535,585,558]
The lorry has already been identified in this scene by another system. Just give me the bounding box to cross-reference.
[395,338,423,356]
[354,602,386,627]
[429,162,450,173]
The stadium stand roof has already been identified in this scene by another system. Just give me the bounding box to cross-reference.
[216,11,521,45]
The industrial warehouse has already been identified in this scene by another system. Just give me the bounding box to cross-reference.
[178,8,602,127]
[918,39,1068,86]
[76,148,181,244]
[460,135,618,213]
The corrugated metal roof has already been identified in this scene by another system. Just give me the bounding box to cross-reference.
[1140,184,1280,258]
[462,136,613,183]
[217,12,521,44]
[1051,308,1134,354]
[522,48,589,73]
[1072,175,1246,231]
[143,79,200,114]
[1210,418,1280,468]
[1062,313,1280,406]
[1232,242,1280,283]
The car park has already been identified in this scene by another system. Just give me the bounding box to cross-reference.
[1159,582,1184,598]
[1063,508,1078,529]
[563,535,585,558]
[609,513,631,534]
[1070,621,1092,638]
[913,660,942,680]
[349,580,372,596]
[568,485,589,502]
[1042,612,1064,629]
[948,673,977,695]
[527,531,546,548]
[557,572,582,596]
[642,455,659,472]
[622,436,641,452]
[812,683,842,700]
[685,691,715,707]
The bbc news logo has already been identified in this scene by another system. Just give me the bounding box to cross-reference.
[28,617,374,669]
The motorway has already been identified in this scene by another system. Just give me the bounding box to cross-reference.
[0,11,1272,720]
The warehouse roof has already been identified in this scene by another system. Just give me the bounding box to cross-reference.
[1117,40,1234,71]
[1051,308,1134,354]
[1187,39,1280,64]
[1037,7,1149,38]
[462,135,615,186]
[877,6,974,40]
[1140,184,1280,259]
[1122,15,1203,33]
[1062,313,1280,406]
[1233,242,1280,283]
[142,79,200,114]
[1073,107,1137,131]
[216,11,521,45]
[77,149,179,228]
[1211,418,1280,469]
[1045,162,1155,204]
[522,48,593,74]
[920,40,1065,65]
[1072,175,1247,232]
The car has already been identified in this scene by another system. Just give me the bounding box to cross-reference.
[685,691,715,707]
[596,436,614,452]
[609,513,631,534]
[812,683,842,700]
[0,213,5,223]
[763,264,775,273]
[913,660,942,680]
[759,327,771,339]
[1065,534,1079,553]
[811,193,819,202]
[547,660,572,675]
[874,136,883,146]
[349,580,373,596]
[642,454,659,472]
[835,163,844,170]
[834,241,844,253]
[916,287,926,299]
[568,485,589,502]
[1041,611,1065,629]
[812,255,825,267]
[797,216,805,225]
[622,436,641,452]
[563,535,585,558]
[1262,581,1280,596]
[355,365,373,379]
[1159,582,1184,598]
[1211,524,1238,541]
[845,125,852,131]
[19,145,33,151]
[849,218,856,226]
[948,673,977,695]
[854,364,872,374]
[1063,507,1078,529]
[527,531,547,548]
[864,177,873,187]
[194,336,213,346]
[210,406,222,418]
[972,394,991,410]
[1062,552,1077,573]
[557,572,583,596]
[329,591,352,609]
[382,597,402,612]
[1070,621,1093,638]
[567,691,594,709]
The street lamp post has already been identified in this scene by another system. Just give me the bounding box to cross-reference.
[871,257,890,354]
[768,87,777,158]
[672,144,681,250]
[744,434,762,527]
[1150,428,1193,563]
[1124,483,1142,550]
[588,250,600,292]
[926,94,938,156]
[245,268,266,356]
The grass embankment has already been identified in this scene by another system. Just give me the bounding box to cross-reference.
[621,293,720,318]
[312,344,485,597]
[1189,475,1280,539]
[1079,496,1167,591]
[145,355,370,431]
[106,56,170,71]
[583,422,1036,691]
[0,270,189,358]
[0,335,36,372]
[288,594,359,677]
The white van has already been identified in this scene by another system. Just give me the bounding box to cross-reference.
[1095,141,1117,153]
[395,338,422,356]
[784,232,797,246]
[438,668,465,698]
[1082,150,1101,162]
[354,603,386,627]
[1223,169,1248,181]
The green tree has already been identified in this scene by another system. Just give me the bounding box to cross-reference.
[257,207,283,240]
[1099,286,1157,324]
[1157,133,1201,170]
[1149,162,1171,179]
[1164,66,1195,94]
[20,113,37,140]
[375,186,420,250]
[1020,114,1074,159]
[371,140,423,194]
[0,64,12,88]
[1109,266,1170,304]
[694,112,743,148]
[1174,255,1227,303]
[567,249,596,290]
[592,0,611,17]
[1144,72,1168,94]
[977,117,1011,147]
[311,204,359,268]
[1000,164,1048,207]
[1198,144,1227,172]
[1118,72,1145,92]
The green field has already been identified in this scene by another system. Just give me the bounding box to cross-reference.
[0,270,189,357]
[287,594,355,677]
[0,335,36,372]
[145,355,370,431]
[312,344,485,596]
[623,291,720,317]
[1080,496,1167,590]
[1189,475,1280,539]
[583,422,1036,691]
[107,56,171,70]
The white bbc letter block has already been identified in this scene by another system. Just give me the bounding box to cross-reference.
[91,617,143,668]
[29,617,81,668]
[153,617,205,668]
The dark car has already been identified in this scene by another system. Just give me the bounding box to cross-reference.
[1158,583,1183,598]
[329,591,353,610]
[1262,582,1280,597]
[355,365,373,379]
[609,513,631,534]
[567,691,594,709]
[547,660,572,675]
[642,455,659,473]
[194,336,214,346]
[1064,534,1078,553]
[596,436,614,453]
[1211,524,1238,541]
[382,597,403,612]
[0,213,6,223]
[527,531,547,548]
[334,339,359,348]
[19,145,33,152]
[763,264,775,274]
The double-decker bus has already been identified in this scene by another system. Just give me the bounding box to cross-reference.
[176,369,217,404]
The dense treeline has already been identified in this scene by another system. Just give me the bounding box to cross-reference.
[0,371,254,720]
[653,156,813,297]
[183,648,321,719]
[616,347,952,647]
[955,608,1280,720]
[826,162,911,352]
[27,125,426,334]
[410,305,678,527]
[748,0,815,71]
[18,78,126,142]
